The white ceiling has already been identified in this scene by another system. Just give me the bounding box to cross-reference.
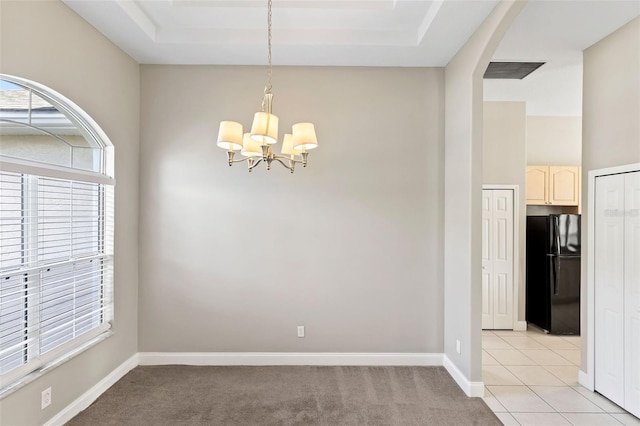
[63,0,638,114]
[62,0,639,67]
[484,0,639,116]
[62,0,502,66]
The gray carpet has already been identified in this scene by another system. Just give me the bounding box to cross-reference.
[66,366,500,425]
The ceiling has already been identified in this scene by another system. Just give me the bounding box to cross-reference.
[62,0,496,67]
[484,0,638,116]
[62,0,638,115]
[61,0,639,68]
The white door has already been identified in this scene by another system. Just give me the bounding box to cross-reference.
[482,189,514,330]
[482,192,493,329]
[595,174,626,407]
[624,171,640,417]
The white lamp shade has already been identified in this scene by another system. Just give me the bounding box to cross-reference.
[250,112,279,145]
[217,121,243,151]
[292,122,318,151]
[241,133,263,157]
[280,134,297,156]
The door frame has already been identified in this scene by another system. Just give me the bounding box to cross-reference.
[584,162,640,390]
[482,185,522,331]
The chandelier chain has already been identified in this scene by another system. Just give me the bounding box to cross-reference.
[266,0,273,94]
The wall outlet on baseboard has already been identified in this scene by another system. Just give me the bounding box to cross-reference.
[41,387,52,410]
[297,326,305,338]
[456,339,461,354]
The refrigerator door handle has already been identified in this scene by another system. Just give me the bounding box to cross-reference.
[553,216,561,255]
[552,256,559,295]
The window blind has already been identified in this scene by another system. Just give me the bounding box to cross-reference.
[0,171,113,387]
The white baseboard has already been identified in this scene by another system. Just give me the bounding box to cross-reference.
[138,352,444,367]
[578,370,593,390]
[443,355,484,398]
[514,321,527,331]
[44,353,139,426]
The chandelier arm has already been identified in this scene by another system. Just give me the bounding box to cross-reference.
[272,154,307,165]
[271,157,294,173]
[229,157,251,164]
[248,158,263,171]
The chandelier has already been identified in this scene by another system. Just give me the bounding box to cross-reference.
[216,0,318,173]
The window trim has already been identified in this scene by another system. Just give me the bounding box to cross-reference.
[0,73,114,178]
[0,74,116,396]
[0,155,115,186]
[0,330,114,398]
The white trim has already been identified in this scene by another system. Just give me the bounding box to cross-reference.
[586,163,640,392]
[138,352,443,367]
[43,353,138,426]
[579,369,592,391]
[0,328,114,399]
[514,321,527,332]
[482,185,521,331]
[0,156,115,186]
[0,74,115,178]
[443,355,484,397]
[1,324,112,390]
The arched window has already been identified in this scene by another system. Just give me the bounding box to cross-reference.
[0,74,114,390]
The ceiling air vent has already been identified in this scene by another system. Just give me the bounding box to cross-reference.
[483,62,545,79]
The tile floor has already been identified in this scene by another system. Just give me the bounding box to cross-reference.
[482,328,640,426]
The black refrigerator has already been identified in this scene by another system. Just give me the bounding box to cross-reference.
[526,214,581,335]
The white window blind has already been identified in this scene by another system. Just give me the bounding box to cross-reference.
[0,171,114,387]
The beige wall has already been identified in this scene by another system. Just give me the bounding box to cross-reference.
[483,101,527,323]
[0,1,140,425]
[138,65,445,353]
[527,116,582,165]
[444,0,526,384]
[484,102,526,184]
[583,16,640,171]
[581,16,640,371]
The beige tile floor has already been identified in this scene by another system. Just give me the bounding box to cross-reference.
[482,328,640,426]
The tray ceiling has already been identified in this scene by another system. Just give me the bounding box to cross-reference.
[61,0,500,66]
[62,0,639,68]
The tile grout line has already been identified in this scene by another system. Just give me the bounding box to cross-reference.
[481,329,636,425]
[556,411,626,426]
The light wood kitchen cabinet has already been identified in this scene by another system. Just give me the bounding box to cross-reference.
[526,165,549,204]
[526,165,580,206]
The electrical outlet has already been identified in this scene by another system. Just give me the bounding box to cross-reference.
[456,340,461,354]
[41,387,52,410]
[297,325,305,338]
